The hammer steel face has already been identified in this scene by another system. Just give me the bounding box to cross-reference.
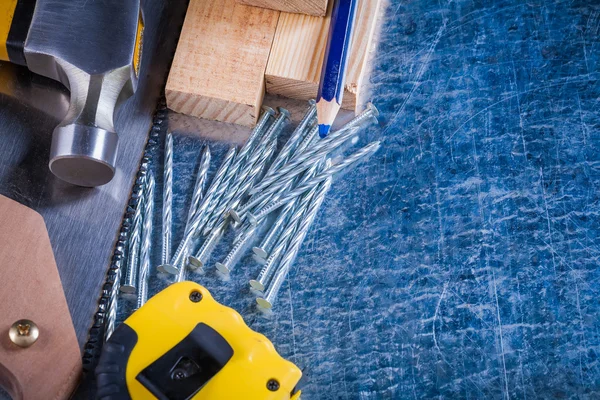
[0,0,144,187]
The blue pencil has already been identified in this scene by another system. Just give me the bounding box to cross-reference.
[317,0,359,138]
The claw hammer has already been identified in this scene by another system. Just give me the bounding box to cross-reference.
[0,0,144,187]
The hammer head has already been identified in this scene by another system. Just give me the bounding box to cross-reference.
[24,0,143,187]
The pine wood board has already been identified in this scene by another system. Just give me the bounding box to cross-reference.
[166,0,280,127]
[236,0,328,17]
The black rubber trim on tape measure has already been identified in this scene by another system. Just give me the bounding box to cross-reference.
[95,323,137,400]
[6,0,36,66]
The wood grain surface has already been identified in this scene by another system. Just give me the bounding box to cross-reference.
[0,196,80,400]
[166,0,280,127]
[237,0,328,17]
[265,0,382,111]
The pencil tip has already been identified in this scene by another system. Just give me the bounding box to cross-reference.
[319,124,331,138]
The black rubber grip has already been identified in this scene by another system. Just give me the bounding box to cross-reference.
[95,324,137,400]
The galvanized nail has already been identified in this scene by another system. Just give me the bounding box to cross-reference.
[257,177,332,309]
[252,200,296,260]
[249,104,378,197]
[168,147,237,272]
[215,224,258,275]
[161,133,173,268]
[121,179,146,293]
[188,221,227,270]
[136,173,155,309]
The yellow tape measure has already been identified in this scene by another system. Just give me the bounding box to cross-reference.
[96,282,302,400]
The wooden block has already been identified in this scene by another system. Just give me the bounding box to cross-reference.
[166,0,280,127]
[265,0,382,112]
[0,195,81,400]
[237,0,328,17]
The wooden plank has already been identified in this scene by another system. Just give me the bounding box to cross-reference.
[0,195,81,400]
[265,0,382,112]
[236,0,328,17]
[166,0,280,127]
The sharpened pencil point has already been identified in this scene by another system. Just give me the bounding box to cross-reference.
[319,124,331,138]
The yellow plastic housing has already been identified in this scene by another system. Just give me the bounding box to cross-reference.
[124,282,302,399]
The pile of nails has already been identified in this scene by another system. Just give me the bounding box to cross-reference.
[121,100,380,311]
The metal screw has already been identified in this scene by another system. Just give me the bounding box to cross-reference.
[9,319,39,348]
[230,176,296,226]
[189,290,203,302]
[161,145,212,275]
[202,108,276,232]
[249,156,325,261]
[175,145,212,277]
[247,125,358,199]
[230,105,317,224]
[267,379,280,391]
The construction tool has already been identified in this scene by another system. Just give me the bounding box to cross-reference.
[96,281,302,400]
[0,195,81,400]
[0,0,144,187]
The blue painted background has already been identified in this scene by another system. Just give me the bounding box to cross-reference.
[122,0,600,398]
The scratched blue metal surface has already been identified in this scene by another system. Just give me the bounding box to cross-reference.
[117,0,600,398]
